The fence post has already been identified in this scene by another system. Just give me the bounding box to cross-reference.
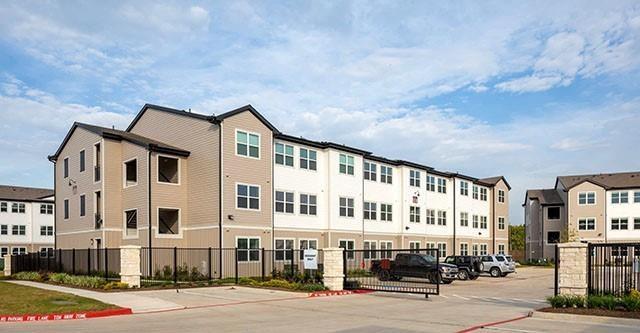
[87,248,92,275]
[47,251,51,271]
[119,246,141,288]
[320,248,344,291]
[173,247,178,285]
[290,248,295,277]
[261,248,265,281]
[557,242,588,296]
[104,247,109,279]
[208,247,212,281]
[554,244,559,296]
[586,244,591,295]
[72,248,76,275]
[58,249,62,272]
[3,254,12,276]
[234,248,239,284]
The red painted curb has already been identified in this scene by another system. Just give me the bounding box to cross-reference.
[456,314,529,333]
[309,290,373,297]
[0,308,132,323]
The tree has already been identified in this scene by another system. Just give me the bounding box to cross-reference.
[509,224,525,251]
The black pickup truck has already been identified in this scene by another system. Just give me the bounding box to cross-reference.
[444,255,482,280]
[370,253,458,284]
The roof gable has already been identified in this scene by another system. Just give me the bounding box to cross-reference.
[215,105,280,134]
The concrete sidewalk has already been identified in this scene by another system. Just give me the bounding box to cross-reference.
[9,281,184,313]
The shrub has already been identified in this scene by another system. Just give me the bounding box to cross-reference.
[49,272,70,283]
[547,295,585,308]
[12,271,43,281]
[103,281,129,290]
[629,289,640,300]
[621,295,640,311]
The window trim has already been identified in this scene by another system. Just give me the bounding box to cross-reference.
[498,189,505,203]
[299,147,317,171]
[363,161,377,181]
[437,178,447,194]
[380,203,393,222]
[578,217,596,231]
[274,190,295,215]
[409,170,421,187]
[236,183,261,211]
[236,236,261,262]
[123,157,139,188]
[156,154,181,186]
[299,193,318,216]
[339,196,355,218]
[409,205,420,223]
[460,181,469,196]
[380,165,393,184]
[235,129,261,160]
[274,142,295,167]
[339,153,355,176]
[460,212,469,227]
[578,191,596,206]
[459,242,469,256]
[299,238,318,259]
[498,216,506,230]
[79,193,86,218]
[93,141,102,184]
[363,201,377,221]
[611,217,629,231]
[437,242,447,258]
[274,238,296,262]
[79,149,86,173]
[63,156,69,178]
[63,198,69,220]
[339,239,356,260]
[123,208,139,239]
[156,206,182,239]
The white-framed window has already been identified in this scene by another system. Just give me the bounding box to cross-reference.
[472,244,479,256]
[381,204,393,221]
[236,130,260,158]
[11,203,25,213]
[426,176,436,192]
[339,239,355,260]
[578,192,596,205]
[460,212,469,227]
[63,157,69,178]
[380,241,393,259]
[93,142,101,182]
[498,244,506,255]
[275,143,294,167]
[437,243,447,258]
[380,166,393,184]
[426,242,436,250]
[275,239,295,261]
[409,206,420,223]
[634,218,640,230]
[612,246,629,257]
[410,170,421,187]
[364,240,378,260]
[578,218,596,230]
[437,178,446,193]
[79,194,86,217]
[480,216,488,229]
[498,189,505,203]
[472,185,479,200]
[0,247,8,257]
[611,218,628,230]
[363,161,377,181]
[12,225,26,235]
[124,209,138,238]
[460,181,469,196]
[40,226,54,236]
[611,191,629,204]
[237,184,260,210]
[426,209,436,225]
[0,202,6,212]
[480,244,488,256]
[63,199,69,219]
[635,191,640,203]
[275,191,294,214]
[79,149,86,172]
[460,243,469,256]
[409,241,421,253]
[123,158,138,187]
[0,225,7,235]
[363,201,377,220]
[157,207,181,237]
[157,155,180,184]
[299,148,317,170]
[339,197,354,217]
[40,204,53,215]
[480,188,487,201]
[299,194,317,216]
[498,217,506,230]
[12,247,27,255]
[339,154,354,175]
[237,237,260,262]
[299,239,318,259]
[437,210,447,226]
[472,215,479,228]
[40,247,54,258]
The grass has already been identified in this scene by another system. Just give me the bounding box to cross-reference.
[0,281,119,315]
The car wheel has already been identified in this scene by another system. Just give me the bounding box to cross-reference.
[378,270,390,281]
[442,279,453,284]
[490,267,501,278]
[458,270,469,280]
[469,274,479,280]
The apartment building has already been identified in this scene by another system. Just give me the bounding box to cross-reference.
[49,104,510,257]
[524,172,640,261]
[0,185,55,257]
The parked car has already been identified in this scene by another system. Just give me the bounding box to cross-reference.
[370,253,458,284]
[443,255,482,280]
[480,254,516,277]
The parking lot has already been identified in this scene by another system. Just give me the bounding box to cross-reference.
[3,267,638,332]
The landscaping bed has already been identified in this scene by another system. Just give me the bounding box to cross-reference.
[539,307,640,320]
[545,291,640,319]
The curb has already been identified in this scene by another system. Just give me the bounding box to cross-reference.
[309,290,373,297]
[532,310,640,325]
[0,308,133,323]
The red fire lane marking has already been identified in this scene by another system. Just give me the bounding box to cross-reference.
[0,308,132,323]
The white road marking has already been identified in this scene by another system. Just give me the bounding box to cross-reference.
[453,294,470,300]
[439,294,449,298]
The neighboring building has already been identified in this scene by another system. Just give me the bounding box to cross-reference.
[524,172,640,261]
[49,104,510,256]
[0,185,55,257]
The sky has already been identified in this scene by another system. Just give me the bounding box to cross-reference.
[1,1,640,225]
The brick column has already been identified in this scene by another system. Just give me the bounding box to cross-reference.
[120,246,141,288]
[3,254,11,276]
[558,242,588,296]
[322,248,344,291]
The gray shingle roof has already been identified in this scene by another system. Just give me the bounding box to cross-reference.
[0,185,53,202]
[525,189,563,206]
[557,171,640,190]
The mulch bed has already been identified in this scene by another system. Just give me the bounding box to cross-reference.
[539,307,640,319]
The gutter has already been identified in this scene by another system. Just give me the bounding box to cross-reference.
[147,148,152,273]
[492,188,496,253]
[452,179,456,255]
[53,161,57,250]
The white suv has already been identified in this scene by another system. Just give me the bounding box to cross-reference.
[480,254,516,277]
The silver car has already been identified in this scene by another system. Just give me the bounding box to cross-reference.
[480,254,516,277]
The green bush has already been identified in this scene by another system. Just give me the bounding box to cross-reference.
[12,271,43,281]
[49,272,70,283]
[103,281,129,290]
[547,295,585,308]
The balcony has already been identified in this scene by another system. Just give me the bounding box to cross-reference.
[94,165,101,182]
[94,212,102,229]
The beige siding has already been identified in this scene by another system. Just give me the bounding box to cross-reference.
[118,142,148,246]
[493,180,510,254]
[568,182,606,241]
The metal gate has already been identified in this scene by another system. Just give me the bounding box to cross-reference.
[343,248,441,296]
[588,243,640,296]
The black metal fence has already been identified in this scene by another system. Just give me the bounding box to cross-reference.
[11,248,121,280]
[343,248,440,296]
[588,243,640,296]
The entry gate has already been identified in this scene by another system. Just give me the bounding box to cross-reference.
[343,248,440,296]
[588,243,640,296]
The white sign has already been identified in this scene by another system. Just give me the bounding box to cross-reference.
[303,249,318,270]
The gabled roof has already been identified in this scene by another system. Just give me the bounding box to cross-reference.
[480,176,512,190]
[215,105,280,134]
[126,104,213,132]
[49,122,190,162]
[556,171,640,191]
[524,189,564,206]
[0,185,53,202]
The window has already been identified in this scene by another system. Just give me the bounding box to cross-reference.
[611,218,628,230]
[480,216,488,229]
[472,215,479,228]
[275,143,294,166]
[611,191,629,204]
[79,194,86,217]
[635,191,640,203]
[124,209,137,237]
[426,176,436,191]
[236,130,260,158]
[11,203,25,213]
[409,206,420,223]
[158,208,180,235]
[409,241,421,253]
[364,241,378,260]
[480,244,488,256]
[380,166,393,184]
[612,246,629,257]
[635,218,640,230]
[12,247,26,255]
[547,231,560,244]
[94,142,101,182]
[547,207,560,220]
[237,237,260,262]
[339,240,355,260]
[40,226,54,236]
[40,247,54,258]
[275,239,294,261]
[63,157,69,178]
[460,212,469,227]
[437,243,447,258]
[363,202,377,220]
[363,161,377,181]
[339,154,354,175]
[237,184,260,210]
[299,148,317,170]
[498,244,506,255]
[299,194,317,215]
[275,191,294,214]
[460,243,469,256]
[437,210,447,226]
[0,247,7,257]
[437,178,446,193]
[339,197,354,217]
[480,188,487,201]
[380,241,393,259]
[0,225,6,235]
[63,199,69,219]
[0,202,6,212]
[472,244,479,256]
[578,218,596,230]
[79,150,85,172]
[578,192,596,205]
[40,204,53,215]
[12,225,26,235]
[124,158,137,187]
[498,189,505,203]
[472,185,479,199]
[460,181,469,196]
[498,217,506,230]
[426,209,436,225]
[299,239,318,259]
[158,156,179,184]
[381,204,392,221]
[410,170,421,187]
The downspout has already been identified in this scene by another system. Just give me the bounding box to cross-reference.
[361,157,365,248]
[452,179,456,256]
[147,148,152,261]
[492,188,496,253]
[218,122,223,265]
[271,135,275,251]
[53,160,57,250]
[540,204,544,260]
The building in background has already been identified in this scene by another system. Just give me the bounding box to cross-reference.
[49,104,510,256]
[524,172,640,261]
[0,185,54,258]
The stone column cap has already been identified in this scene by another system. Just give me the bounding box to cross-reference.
[557,242,588,248]
[322,247,344,251]
[120,245,142,249]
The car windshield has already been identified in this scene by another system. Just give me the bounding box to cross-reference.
[418,254,437,263]
[496,256,506,262]
[505,256,513,262]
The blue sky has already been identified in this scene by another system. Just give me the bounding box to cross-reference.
[1,1,640,225]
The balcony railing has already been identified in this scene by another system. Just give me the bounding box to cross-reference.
[95,212,102,229]
[94,165,101,182]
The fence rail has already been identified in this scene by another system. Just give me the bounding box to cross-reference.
[11,248,121,280]
[588,243,640,296]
